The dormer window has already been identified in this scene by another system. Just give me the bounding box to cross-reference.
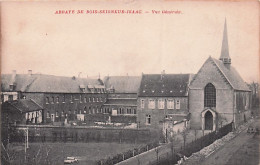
[80,85,86,92]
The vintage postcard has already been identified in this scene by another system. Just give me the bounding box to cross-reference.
[1,1,259,165]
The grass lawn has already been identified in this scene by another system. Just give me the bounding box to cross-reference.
[4,142,145,165]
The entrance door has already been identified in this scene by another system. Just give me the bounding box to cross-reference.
[205,111,213,130]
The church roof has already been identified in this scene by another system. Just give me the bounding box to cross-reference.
[138,74,193,97]
[103,76,141,93]
[211,57,250,91]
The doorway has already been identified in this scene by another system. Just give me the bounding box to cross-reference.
[205,111,213,130]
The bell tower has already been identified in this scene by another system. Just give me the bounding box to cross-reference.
[219,19,231,69]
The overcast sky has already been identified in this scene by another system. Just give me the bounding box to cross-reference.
[1,1,259,82]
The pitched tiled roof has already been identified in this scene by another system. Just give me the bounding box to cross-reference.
[1,74,104,93]
[138,74,192,97]
[103,76,141,93]
[4,99,43,113]
[103,98,137,106]
[211,57,250,91]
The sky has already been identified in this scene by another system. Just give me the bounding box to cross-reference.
[1,1,259,82]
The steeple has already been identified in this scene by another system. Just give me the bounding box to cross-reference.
[219,19,231,68]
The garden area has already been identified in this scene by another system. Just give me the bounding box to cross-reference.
[2,142,144,165]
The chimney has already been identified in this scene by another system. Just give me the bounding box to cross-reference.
[161,70,165,80]
[10,70,16,84]
[28,70,32,76]
[78,72,82,78]
[10,70,16,91]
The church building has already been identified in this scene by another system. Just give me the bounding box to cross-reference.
[189,20,251,131]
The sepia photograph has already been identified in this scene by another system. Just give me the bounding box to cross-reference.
[1,1,259,165]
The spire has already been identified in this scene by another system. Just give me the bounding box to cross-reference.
[219,18,231,67]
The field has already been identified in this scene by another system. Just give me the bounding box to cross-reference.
[3,142,145,165]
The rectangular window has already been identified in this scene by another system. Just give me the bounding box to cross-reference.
[176,100,180,109]
[141,99,145,109]
[56,97,59,103]
[63,94,65,103]
[51,97,54,104]
[8,95,13,101]
[146,115,151,125]
[127,108,132,114]
[97,98,99,102]
[80,95,82,103]
[89,97,91,102]
[46,97,49,104]
[47,111,50,118]
[93,97,95,102]
[55,111,59,117]
[167,99,174,109]
[85,97,87,103]
[70,95,73,103]
[148,100,155,109]
[158,99,165,109]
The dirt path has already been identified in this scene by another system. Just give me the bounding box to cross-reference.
[200,120,259,165]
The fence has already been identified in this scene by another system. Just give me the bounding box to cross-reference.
[96,141,160,165]
[150,122,233,165]
[8,126,160,144]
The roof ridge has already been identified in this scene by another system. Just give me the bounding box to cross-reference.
[30,99,43,109]
[189,57,212,86]
[23,76,38,92]
[211,58,234,89]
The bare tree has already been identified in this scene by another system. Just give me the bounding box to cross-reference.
[1,142,18,164]
[34,144,43,165]
[44,145,51,165]
[155,147,160,164]
[181,128,189,149]
[194,129,198,140]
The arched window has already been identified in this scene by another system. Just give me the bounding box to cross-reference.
[204,83,216,107]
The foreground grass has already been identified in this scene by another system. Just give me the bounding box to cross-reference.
[4,142,144,165]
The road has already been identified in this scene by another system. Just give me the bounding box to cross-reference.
[117,130,208,165]
[200,119,259,165]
